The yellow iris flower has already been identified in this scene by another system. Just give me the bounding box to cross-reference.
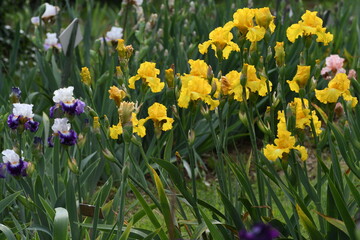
[286,10,333,45]
[230,7,275,42]
[128,62,164,93]
[315,73,358,107]
[221,64,271,101]
[222,70,249,101]
[263,111,308,161]
[178,60,220,110]
[245,64,271,96]
[132,103,174,138]
[289,98,322,135]
[198,23,240,59]
[109,122,123,140]
[108,85,126,107]
[287,65,311,93]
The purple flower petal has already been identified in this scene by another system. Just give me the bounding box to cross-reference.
[75,100,85,115]
[239,223,279,240]
[48,136,54,147]
[49,105,58,118]
[7,114,20,130]
[59,130,77,146]
[0,163,6,178]
[6,159,27,177]
[24,120,40,132]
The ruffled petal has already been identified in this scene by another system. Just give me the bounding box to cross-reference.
[128,75,141,89]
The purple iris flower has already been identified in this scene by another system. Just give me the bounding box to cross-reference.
[50,87,85,118]
[24,120,40,132]
[7,114,20,129]
[2,150,28,177]
[6,160,28,177]
[7,104,39,133]
[239,223,279,240]
[0,164,6,178]
[60,99,86,116]
[58,130,78,146]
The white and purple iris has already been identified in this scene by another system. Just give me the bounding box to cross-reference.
[48,118,77,147]
[7,103,39,132]
[44,33,62,50]
[50,86,85,118]
[1,149,28,177]
[105,27,123,42]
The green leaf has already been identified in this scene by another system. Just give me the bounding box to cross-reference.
[344,174,360,207]
[148,165,176,239]
[128,182,168,240]
[143,228,161,240]
[65,180,79,240]
[327,177,356,239]
[0,224,16,240]
[0,191,21,213]
[79,223,148,238]
[217,189,243,230]
[296,204,323,240]
[53,207,69,240]
[316,211,349,236]
[199,209,224,239]
[163,131,173,162]
[119,220,133,240]
[39,196,56,220]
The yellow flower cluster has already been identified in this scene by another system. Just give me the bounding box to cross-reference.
[263,111,308,161]
[199,7,276,58]
[129,62,164,93]
[230,7,275,42]
[178,60,220,110]
[315,73,358,107]
[286,10,333,45]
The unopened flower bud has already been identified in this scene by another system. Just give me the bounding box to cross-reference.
[80,67,92,86]
[207,65,214,82]
[188,129,196,146]
[26,162,35,176]
[93,116,100,133]
[334,102,344,118]
[240,64,248,87]
[118,101,135,126]
[10,87,21,103]
[77,133,86,149]
[200,105,210,120]
[238,111,248,128]
[87,106,98,118]
[348,69,357,79]
[68,157,79,174]
[274,42,285,67]
[165,67,175,88]
[103,115,110,128]
[102,148,116,162]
